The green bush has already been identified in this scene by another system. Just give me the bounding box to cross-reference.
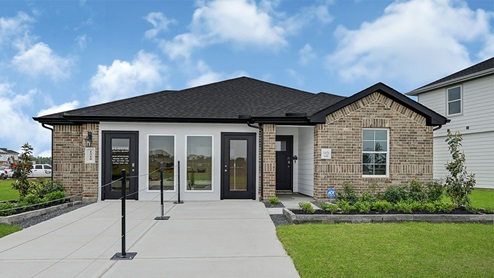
[0,202,15,216]
[320,202,339,214]
[382,186,408,203]
[394,201,413,214]
[353,201,371,213]
[407,179,427,202]
[29,179,64,197]
[359,191,377,202]
[298,202,315,214]
[336,182,358,204]
[371,200,393,213]
[425,180,444,202]
[422,202,437,213]
[338,200,354,214]
[269,197,279,206]
[42,191,66,205]
[434,201,454,213]
[21,193,41,205]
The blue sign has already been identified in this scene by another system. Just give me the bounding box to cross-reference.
[326,188,336,199]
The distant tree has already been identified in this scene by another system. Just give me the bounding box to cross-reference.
[444,130,476,208]
[9,143,34,197]
[34,156,52,165]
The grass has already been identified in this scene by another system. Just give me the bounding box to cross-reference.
[0,224,22,238]
[277,222,494,277]
[0,179,19,201]
[441,189,494,210]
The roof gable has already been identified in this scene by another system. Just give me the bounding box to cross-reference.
[311,83,448,126]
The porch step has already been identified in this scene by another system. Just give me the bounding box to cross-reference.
[276,190,293,195]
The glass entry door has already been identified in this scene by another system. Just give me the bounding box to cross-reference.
[102,131,139,200]
[221,133,256,199]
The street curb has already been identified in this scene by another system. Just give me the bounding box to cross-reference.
[0,201,82,225]
[283,208,494,224]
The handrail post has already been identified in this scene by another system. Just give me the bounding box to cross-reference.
[155,162,170,220]
[174,160,184,204]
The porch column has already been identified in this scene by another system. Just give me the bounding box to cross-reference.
[262,124,276,199]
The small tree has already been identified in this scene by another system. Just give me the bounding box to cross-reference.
[9,143,34,197]
[444,130,475,208]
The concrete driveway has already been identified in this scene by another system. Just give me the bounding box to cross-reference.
[0,201,299,278]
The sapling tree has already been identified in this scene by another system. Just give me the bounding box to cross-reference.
[9,143,34,197]
[444,130,475,208]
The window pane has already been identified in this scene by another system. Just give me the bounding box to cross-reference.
[362,153,374,163]
[363,141,374,151]
[187,136,212,191]
[375,165,386,175]
[363,164,373,175]
[448,100,461,114]
[149,136,174,190]
[276,141,286,151]
[375,153,387,164]
[375,130,387,140]
[363,130,374,140]
[111,138,130,191]
[230,140,247,191]
[375,141,387,151]
[448,87,461,101]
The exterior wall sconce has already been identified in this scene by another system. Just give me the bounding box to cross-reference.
[84,131,93,147]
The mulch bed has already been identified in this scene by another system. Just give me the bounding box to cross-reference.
[290,207,490,215]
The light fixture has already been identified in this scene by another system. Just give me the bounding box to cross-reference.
[84,131,93,147]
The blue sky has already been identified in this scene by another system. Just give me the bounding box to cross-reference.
[1,0,493,156]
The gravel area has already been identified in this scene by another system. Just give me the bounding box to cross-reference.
[270,214,291,226]
[15,202,91,228]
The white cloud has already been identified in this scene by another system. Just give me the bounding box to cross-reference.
[186,60,246,87]
[12,42,73,81]
[37,101,79,117]
[144,12,176,39]
[75,34,89,50]
[478,34,494,60]
[327,0,493,86]
[0,83,50,156]
[89,51,166,104]
[285,68,304,86]
[299,43,316,65]
[0,12,34,46]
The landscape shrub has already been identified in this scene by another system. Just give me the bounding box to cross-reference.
[336,182,358,204]
[434,201,454,213]
[353,201,371,213]
[29,179,64,197]
[338,200,354,214]
[42,191,66,205]
[298,202,315,214]
[0,202,15,216]
[320,202,339,214]
[394,201,413,214]
[371,200,393,213]
[21,193,41,205]
[425,180,444,202]
[9,143,34,197]
[269,197,279,206]
[382,186,408,204]
[359,191,377,203]
[422,202,437,213]
[407,179,427,202]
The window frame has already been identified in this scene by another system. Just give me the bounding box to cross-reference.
[362,128,389,178]
[446,85,462,116]
[147,134,176,192]
[185,135,214,192]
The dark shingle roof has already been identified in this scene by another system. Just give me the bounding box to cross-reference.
[407,57,494,95]
[34,76,447,126]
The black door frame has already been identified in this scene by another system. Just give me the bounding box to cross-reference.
[221,132,256,200]
[102,131,139,200]
[275,135,293,191]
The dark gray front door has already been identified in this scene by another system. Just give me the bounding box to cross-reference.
[276,135,293,191]
[102,131,139,200]
[221,133,256,200]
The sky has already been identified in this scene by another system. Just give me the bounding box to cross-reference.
[0,0,493,156]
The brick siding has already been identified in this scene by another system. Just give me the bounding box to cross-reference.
[53,124,99,202]
[261,124,276,199]
[314,92,433,200]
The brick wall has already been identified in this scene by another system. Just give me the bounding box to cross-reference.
[261,124,276,199]
[314,92,433,200]
[53,123,99,202]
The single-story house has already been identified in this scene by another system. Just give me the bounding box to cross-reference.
[0,148,19,166]
[34,77,448,202]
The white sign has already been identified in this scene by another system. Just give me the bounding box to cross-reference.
[321,148,332,159]
[85,148,96,164]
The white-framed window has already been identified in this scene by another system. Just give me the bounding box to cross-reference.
[447,85,462,116]
[148,135,175,191]
[362,128,389,177]
[186,135,213,192]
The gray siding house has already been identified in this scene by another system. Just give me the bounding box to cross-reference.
[407,57,494,189]
[34,77,447,201]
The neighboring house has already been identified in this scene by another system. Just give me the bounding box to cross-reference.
[34,77,447,202]
[407,57,494,189]
[0,148,19,166]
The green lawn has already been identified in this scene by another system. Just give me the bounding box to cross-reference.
[0,224,22,238]
[442,189,494,210]
[277,222,494,277]
[0,179,19,201]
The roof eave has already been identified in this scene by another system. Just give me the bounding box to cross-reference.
[406,68,494,96]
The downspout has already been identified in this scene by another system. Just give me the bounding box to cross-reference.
[247,122,264,201]
[433,125,442,131]
[41,124,54,180]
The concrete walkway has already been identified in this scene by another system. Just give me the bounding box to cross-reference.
[0,201,299,278]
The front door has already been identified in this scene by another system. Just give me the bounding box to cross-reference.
[221,133,256,200]
[102,131,139,200]
[276,135,293,191]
